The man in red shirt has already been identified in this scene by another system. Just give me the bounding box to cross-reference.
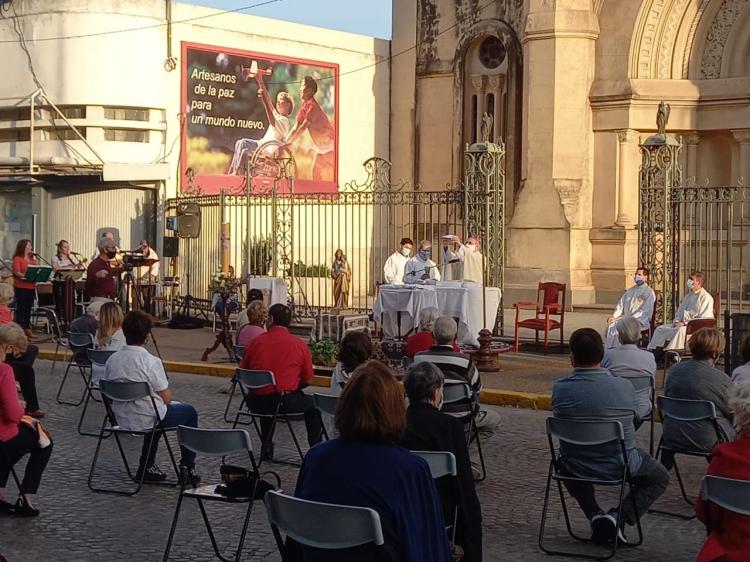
[85,238,121,300]
[239,304,322,459]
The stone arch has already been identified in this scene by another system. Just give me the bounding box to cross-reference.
[687,0,750,79]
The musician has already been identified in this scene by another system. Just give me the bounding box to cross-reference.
[51,240,85,271]
[85,238,121,301]
[134,240,159,282]
[404,240,441,285]
[90,231,120,264]
[11,239,36,338]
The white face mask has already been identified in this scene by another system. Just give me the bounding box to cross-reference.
[401,247,411,257]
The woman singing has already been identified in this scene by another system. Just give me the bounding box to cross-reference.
[11,240,36,339]
[51,240,83,271]
[331,249,351,310]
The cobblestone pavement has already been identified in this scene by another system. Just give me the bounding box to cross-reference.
[1,361,707,561]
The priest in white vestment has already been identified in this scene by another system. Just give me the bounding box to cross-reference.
[605,267,655,348]
[404,240,441,284]
[440,235,484,284]
[648,271,714,351]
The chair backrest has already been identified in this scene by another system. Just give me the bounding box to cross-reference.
[265,490,385,549]
[313,393,339,416]
[69,331,95,348]
[233,344,245,364]
[623,374,654,394]
[546,417,624,447]
[99,379,151,402]
[411,451,457,479]
[686,318,717,335]
[177,426,253,456]
[701,475,750,516]
[657,396,718,422]
[42,307,64,340]
[538,282,566,317]
[235,368,276,391]
[442,382,471,404]
[87,349,118,367]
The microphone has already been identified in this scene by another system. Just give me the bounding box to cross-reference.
[71,251,83,257]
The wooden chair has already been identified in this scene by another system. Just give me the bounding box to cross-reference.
[514,282,566,353]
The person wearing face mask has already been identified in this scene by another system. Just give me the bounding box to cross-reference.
[605,267,655,348]
[85,237,123,301]
[648,270,714,352]
[404,240,441,285]
[440,235,484,284]
[660,328,734,470]
[383,237,414,284]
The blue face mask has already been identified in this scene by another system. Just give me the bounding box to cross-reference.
[634,274,645,286]
[418,251,431,261]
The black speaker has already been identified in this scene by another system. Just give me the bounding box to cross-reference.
[176,202,201,239]
[162,237,179,258]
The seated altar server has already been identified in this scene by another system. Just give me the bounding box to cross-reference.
[605,267,655,348]
[383,237,414,285]
[404,240,441,285]
[648,271,714,351]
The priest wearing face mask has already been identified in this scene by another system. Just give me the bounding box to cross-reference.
[605,267,655,348]
[383,237,414,285]
[648,271,714,352]
[85,237,122,301]
[404,240,441,284]
[440,235,484,284]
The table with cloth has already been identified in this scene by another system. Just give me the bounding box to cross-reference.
[373,281,501,347]
[246,277,288,307]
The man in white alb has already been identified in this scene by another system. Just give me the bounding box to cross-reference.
[383,237,414,284]
[404,240,441,284]
[648,271,714,351]
[605,267,655,348]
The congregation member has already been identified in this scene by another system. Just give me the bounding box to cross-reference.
[0,323,52,517]
[235,300,266,347]
[661,328,734,469]
[70,300,104,339]
[294,360,452,562]
[86,237,121,301]
[400,361,483,562]
[695,379,750,562]
[2,324,43,419]
[440,235,484,284]
[329,330,373,395]
[405,308,459,358]
[239,304,322,460]
[601,317,656,423]
[552,328,668,543]
[648,271,714,352]
[90,302,126,388]
[10,239,37,339]
[383,237,414,284]
[730,334,750,384]
[236,288,264,332]
[605,267,655,348]
[102,311,199,484]
[404,240,441,284]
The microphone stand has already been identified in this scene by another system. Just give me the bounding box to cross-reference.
[32,253,54,269]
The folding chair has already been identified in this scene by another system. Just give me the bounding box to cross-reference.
[313,393,339,441]
[41,307,67,376]
[650,396,729,519]
[88,380,179,496]
[700,475,750,527]
[220,346,245,424]
[412,450,458,544]
[56,332,95,406]
[163,427,265,562]
[77,349,118,437]
[265,490,386,561]
[621,375,656,456]
[232,345,245,364]
[539,418,644,560]
[442,383,486,482]
[230,369,305,466]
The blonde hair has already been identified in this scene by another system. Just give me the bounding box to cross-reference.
[0,322,27,353]
[730,380,750,434]
[246,300,267,325]
[97,302,124,340]
[0,283,13,305]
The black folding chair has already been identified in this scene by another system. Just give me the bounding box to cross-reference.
[56,332,95,406]
[220,347,245,423]
[163,427,267,562]
[266,490,386,561]
[650,396,729,519]
[442,383,487,482]
[230,369,305,466]
[77,349,118,437]
[88,380,179,496]
[700,475,750,529]
[620,375,656,456]
[313,393,339,441]
[539,417,644,561]
[412,450,458,544]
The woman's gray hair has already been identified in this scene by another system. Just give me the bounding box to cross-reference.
[616,316,642,345]
[404,362,444,404]
[730,380,750,434]
[418,308,438,332]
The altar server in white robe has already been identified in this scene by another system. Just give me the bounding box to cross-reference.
[382,237,413,284]
[440,235,484,284]
[404,240,441,284]
[648,271,714,351]
[605,267,655,348]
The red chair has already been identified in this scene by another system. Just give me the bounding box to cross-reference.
[514,282,566,353]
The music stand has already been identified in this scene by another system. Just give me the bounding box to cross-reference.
[23,266,54,283]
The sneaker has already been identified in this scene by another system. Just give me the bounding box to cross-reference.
[590,512,617,545]
[179,466,202,488]
[136,465,167,483]
[607,509,628,545]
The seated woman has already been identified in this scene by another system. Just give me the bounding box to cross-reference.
[0,283,12,325]
[696,380,750,562]
[399,361,483,562]
[329,330,373,395]
[236,288,264,332]
[662,328,735,468]
[731,334,750,384]
[91,302,126,388]
[405,308,458,358]
[235,300,266,347]
[0,323,53,516]
[295,360,452,562]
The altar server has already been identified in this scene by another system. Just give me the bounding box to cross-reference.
[605,267,655,348]
[383,237,414,285]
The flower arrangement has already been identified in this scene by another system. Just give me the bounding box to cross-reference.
[209,269,241,297]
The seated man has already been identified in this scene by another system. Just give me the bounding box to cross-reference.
[69,300,105,363]
[648,270,714,352]
[405,308,460,358]
[239,304,323,459]
[413,316,500,441]
[404,240,441,284]
[553,328,669,543]
[102,311,199,484]
[605,267,655,348]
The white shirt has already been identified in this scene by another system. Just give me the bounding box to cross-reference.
[404,255,441,284]
[90,328,127,387]
[674,288,714,323]
[383,251,409,284]
[52,255,74,270]
[259,111,291,155]
[135,248,160,281]
[102,345,168,431]
[612,283,656,331]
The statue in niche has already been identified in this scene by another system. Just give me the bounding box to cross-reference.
[656,101,671,136]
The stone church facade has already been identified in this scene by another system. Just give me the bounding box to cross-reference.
[391,0,750,305]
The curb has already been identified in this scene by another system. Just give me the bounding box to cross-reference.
[38,350,553,411]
